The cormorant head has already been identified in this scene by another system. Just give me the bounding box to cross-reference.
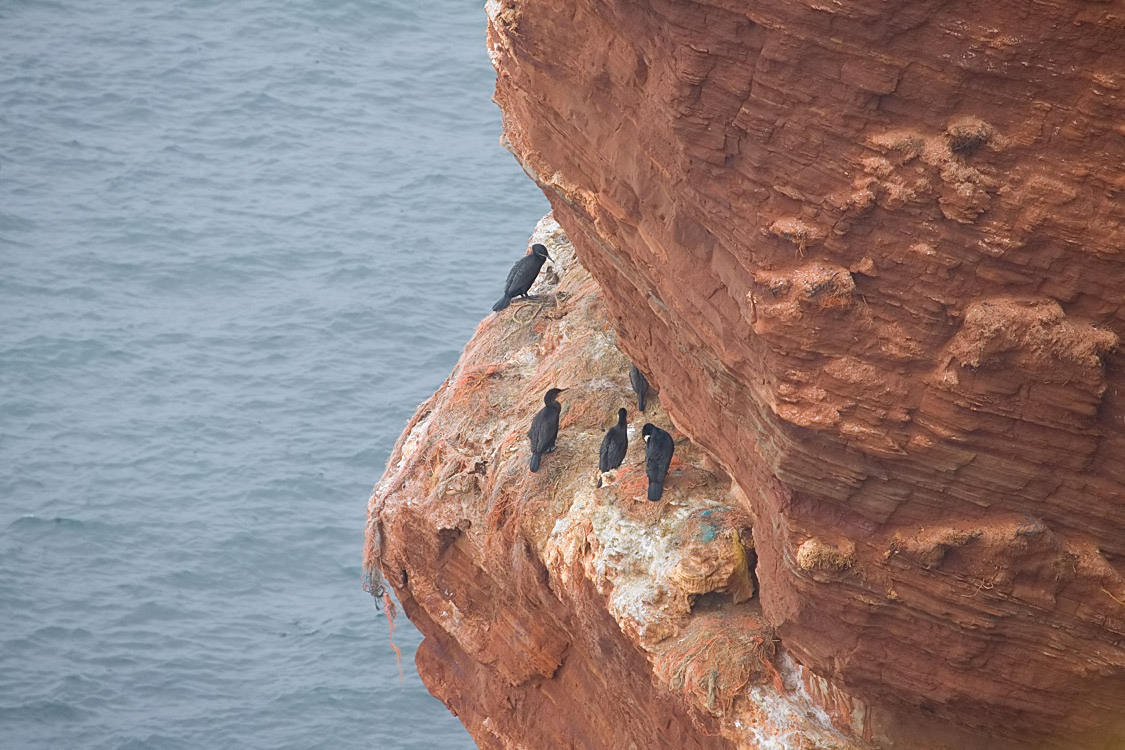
[531,243,551,260]
[617,408,628,422]
[641,423,655,441]
[544,387,566,404]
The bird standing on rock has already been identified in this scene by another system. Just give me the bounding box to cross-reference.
[529,387,566,472]
[597,408,629,487]
[629,363,649,412]
[493,243,551,311]
[641,423,674,501]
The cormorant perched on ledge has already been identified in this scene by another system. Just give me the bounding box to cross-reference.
[597,408,629,487]
[529,387,566,472]
[493,243,551,311]
[641,423,674,501]
[629,363,649,412]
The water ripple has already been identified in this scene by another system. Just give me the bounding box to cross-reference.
[0,0,549,748]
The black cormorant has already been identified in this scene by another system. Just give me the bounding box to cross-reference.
[493,243,551,311]
[529,387,565,472]
[629,363,649,412]
[641,423,674,501]
[597,407,628,487]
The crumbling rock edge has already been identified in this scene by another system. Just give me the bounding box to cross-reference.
[366,215,861,749]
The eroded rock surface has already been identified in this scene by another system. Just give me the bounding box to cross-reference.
[470,1,1125,748]
[366,217,856,749]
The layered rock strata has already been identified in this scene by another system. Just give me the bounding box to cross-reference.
[470,0,1125,748]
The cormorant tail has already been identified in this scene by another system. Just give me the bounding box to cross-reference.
[493,295,512,312]
[529,452,542,472]
[648,480,664,501]
[637,392,646,412]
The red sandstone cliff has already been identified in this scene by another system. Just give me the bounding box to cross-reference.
[368,2,1125,748]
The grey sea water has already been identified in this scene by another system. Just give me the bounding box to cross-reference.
[0,1,549,747]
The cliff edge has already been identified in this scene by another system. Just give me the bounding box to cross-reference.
[368,1,1125,748]
[367,216,855,748]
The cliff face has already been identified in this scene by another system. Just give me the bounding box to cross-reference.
[367,2,1125,748]
[476,0,1125,747]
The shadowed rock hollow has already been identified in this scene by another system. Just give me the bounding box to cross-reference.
[368,2,1125,748]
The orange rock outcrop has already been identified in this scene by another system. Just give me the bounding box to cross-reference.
[369,2,1125,748]
[367,218,858,748]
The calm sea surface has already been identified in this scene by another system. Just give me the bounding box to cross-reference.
[0,1,548,747]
